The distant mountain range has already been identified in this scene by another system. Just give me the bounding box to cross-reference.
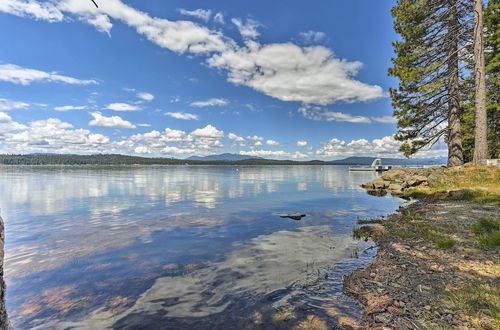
[186,154,446,165]
[328,156,447,165]
[187,153,263,161]
[0,153,447,166]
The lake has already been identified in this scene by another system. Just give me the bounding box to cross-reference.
[0,165,402,329]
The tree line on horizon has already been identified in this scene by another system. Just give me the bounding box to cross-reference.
[0,154,447,166]
[0,154,314,165]
[390,0,498,166]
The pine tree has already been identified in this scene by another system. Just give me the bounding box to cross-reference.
[473,0,488,163]
[461,0,499,161]
[389,0,473,166]
[483,0,499,159]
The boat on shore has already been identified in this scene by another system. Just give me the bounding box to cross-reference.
[349,158,392,172]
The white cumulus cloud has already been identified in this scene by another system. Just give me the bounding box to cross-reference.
[89,111,136,128]
[231,18,261,39]
[208,43,383,105]
[190,98,229,107]
[0,98,29,111]
[178,8,211,22]
[228,133,245,142]
[191,124,224,138]
[297,141,308,147]
[1,0,384,107]
[0,112,27,133]
[299,30,327,44]
[105,103,141,111]
[0,0,63,22]
[129,125,225,155]
[298,105,371,123]
[137,92,154,102]
[0,118,111,154]
[0,63,98,85]
[239,150,307,159]
[213,12,224,24]
[57,0,230,54]
[246,135,264,141]
[316,136,406,158]
[54,105,87,111]
[266,139,279,146]
[165,112,199,120]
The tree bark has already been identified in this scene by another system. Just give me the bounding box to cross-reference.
[447,0,464,167]
[0,215,8,330]
[473,0,488,164]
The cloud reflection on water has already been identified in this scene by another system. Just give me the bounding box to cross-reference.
[0,165,392,328]
[42,225,361,329]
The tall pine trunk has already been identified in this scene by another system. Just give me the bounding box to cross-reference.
[447,0,464,167]
[473,0,488,163]
[0,215,8,329]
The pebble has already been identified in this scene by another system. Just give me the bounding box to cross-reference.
[387,306,403,315]
[393,300,405,308]
[374,313,391,323]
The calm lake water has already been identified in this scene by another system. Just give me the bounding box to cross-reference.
[0,165,401,329]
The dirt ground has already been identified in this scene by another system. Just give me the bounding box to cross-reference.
[344,199,499,329]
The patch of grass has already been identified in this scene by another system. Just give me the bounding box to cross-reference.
[404,190,429,199]
[401,208,425,220]
[390,219,459,248]
[352,227,367,240]
[447,282,500,325]
[391,221,432,239]
[405,188,500,203]
[432,165,500,193]
[404,165,500,203]
[471,218,500,250]
[435,238,456,249]
[357,218,385,224]
[459,190,500,203]
[478,231,500,250]
[471,218,500,234]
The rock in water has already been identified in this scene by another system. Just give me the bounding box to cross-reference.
[279,213,307,221]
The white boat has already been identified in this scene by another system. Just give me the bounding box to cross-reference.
[349,158,392,172]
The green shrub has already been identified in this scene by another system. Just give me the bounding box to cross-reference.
[435,238,456,249]
[471,218,500,234]
[478,231,500,249]
[352,227,366,240]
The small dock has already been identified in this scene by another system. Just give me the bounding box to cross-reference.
[349,158,392,172]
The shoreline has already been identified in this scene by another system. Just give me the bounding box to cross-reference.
[342,167,499,329]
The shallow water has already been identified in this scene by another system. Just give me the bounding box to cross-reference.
[0,165,401,329]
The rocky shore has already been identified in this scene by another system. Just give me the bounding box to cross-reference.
[360,166,443,195]
[343,166,499,329]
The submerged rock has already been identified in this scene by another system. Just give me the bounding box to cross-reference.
[279,213,307,221]
[367,189,388,197]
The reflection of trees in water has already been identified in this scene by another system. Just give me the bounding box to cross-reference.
[1,166,378,216]
[1,166,380,279]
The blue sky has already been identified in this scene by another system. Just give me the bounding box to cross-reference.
[0,0,447,159]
